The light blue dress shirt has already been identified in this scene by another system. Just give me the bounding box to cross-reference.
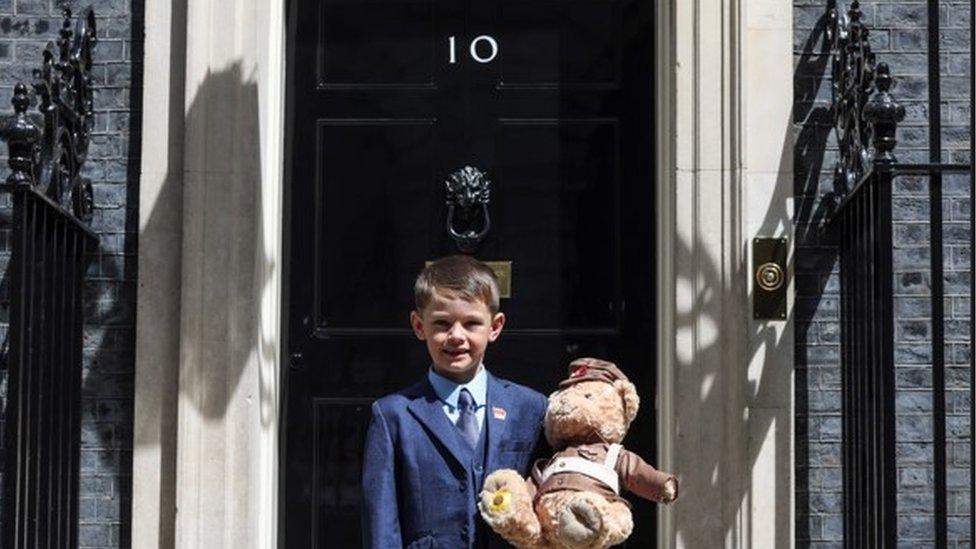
[427,365,488,431]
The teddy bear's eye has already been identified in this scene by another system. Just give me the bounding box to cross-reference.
[584,393,592,399]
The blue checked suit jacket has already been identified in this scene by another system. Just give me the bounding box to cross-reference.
[361,372,547,548]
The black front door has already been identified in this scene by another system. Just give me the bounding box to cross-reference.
[282,0,656,545]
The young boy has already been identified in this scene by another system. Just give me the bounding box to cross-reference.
[361,255,548,548]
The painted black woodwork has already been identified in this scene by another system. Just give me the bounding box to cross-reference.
[283,0,655,545]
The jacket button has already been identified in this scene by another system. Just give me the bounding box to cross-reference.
[474,465,483,474]
[459,482,466,492]
[462,526,469,537]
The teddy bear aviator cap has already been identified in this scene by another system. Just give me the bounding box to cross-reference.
[557,358,629,389]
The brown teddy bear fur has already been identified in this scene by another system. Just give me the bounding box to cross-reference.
[478,360,676,549]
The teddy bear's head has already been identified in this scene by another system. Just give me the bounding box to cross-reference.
[544,358,640,450]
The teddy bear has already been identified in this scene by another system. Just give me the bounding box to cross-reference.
[478,358,678,548]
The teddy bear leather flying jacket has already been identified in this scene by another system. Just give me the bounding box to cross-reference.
[529,442,677,507]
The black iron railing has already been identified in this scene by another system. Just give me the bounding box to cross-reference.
[829,4,901,538]
[0,8,98,549]
[828,0,974,547]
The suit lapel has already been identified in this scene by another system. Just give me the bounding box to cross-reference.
[406,380,469,469]
[485,373,513,473]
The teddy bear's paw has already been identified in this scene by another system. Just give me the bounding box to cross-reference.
[478,470,542,548]
[556,498,604,548]
[479,470,530,520]
[660,477,679,504]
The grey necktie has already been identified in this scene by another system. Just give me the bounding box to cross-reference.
[456,388,479,449]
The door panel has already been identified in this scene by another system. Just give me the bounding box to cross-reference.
[318,1,438,87]
[316,121,437,329]
[494,121,620,329]
[498,2,621,87]
[310,399,373,544]
[284,0,655,545]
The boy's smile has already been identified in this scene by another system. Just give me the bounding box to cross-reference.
[410,289,505,383]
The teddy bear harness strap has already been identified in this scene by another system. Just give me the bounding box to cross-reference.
[604,443,622,469]
[538,443,623,495]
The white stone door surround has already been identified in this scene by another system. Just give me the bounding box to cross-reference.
[132,0,795,547]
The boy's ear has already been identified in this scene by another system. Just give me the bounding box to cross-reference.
[409,310,426,340]
[488,312,506,342]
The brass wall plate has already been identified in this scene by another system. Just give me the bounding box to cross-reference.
[484,261,512,298]
[753,238,788,320]
[425,260,512,298]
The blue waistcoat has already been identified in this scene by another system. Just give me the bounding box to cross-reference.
[459,417,489,547]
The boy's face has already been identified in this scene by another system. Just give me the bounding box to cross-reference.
[410,290,505,383]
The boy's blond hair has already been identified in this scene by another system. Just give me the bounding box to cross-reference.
[414,255,501,313]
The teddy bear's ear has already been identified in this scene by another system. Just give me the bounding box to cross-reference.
[614,379,640,424]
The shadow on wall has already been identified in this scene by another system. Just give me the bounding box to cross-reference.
[792,1,848,546]
[169,62,267,419]
[794,2,844,239]
[669,162,797,546]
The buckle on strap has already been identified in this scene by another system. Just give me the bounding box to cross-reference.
[604,443,622,468]
[539,456,620,495]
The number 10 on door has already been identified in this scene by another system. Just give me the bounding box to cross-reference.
[448,35,499,64]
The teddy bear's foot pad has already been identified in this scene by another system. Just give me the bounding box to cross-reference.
[557,499,603,547]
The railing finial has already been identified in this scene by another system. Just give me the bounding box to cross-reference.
[831,0,905,187]
[875,62,892,92]
[0,8,96,221]
[864,63,906,167]
[1,84,42,186]
[11,82,29,114]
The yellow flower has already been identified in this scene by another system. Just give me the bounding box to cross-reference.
[487,489,511,513]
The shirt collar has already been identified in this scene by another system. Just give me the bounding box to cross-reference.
[428,365,488,409]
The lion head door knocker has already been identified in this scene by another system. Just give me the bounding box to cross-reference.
[445,166,491,253]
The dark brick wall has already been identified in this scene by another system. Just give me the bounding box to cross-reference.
[0,1,142,547]
[795,1,971,547]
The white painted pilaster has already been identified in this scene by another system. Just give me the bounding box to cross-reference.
[132,0,284,548]
[658,0,794,546]
[172,0,285,546]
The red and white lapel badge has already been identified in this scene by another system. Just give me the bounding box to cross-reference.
[492,406,507,420]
